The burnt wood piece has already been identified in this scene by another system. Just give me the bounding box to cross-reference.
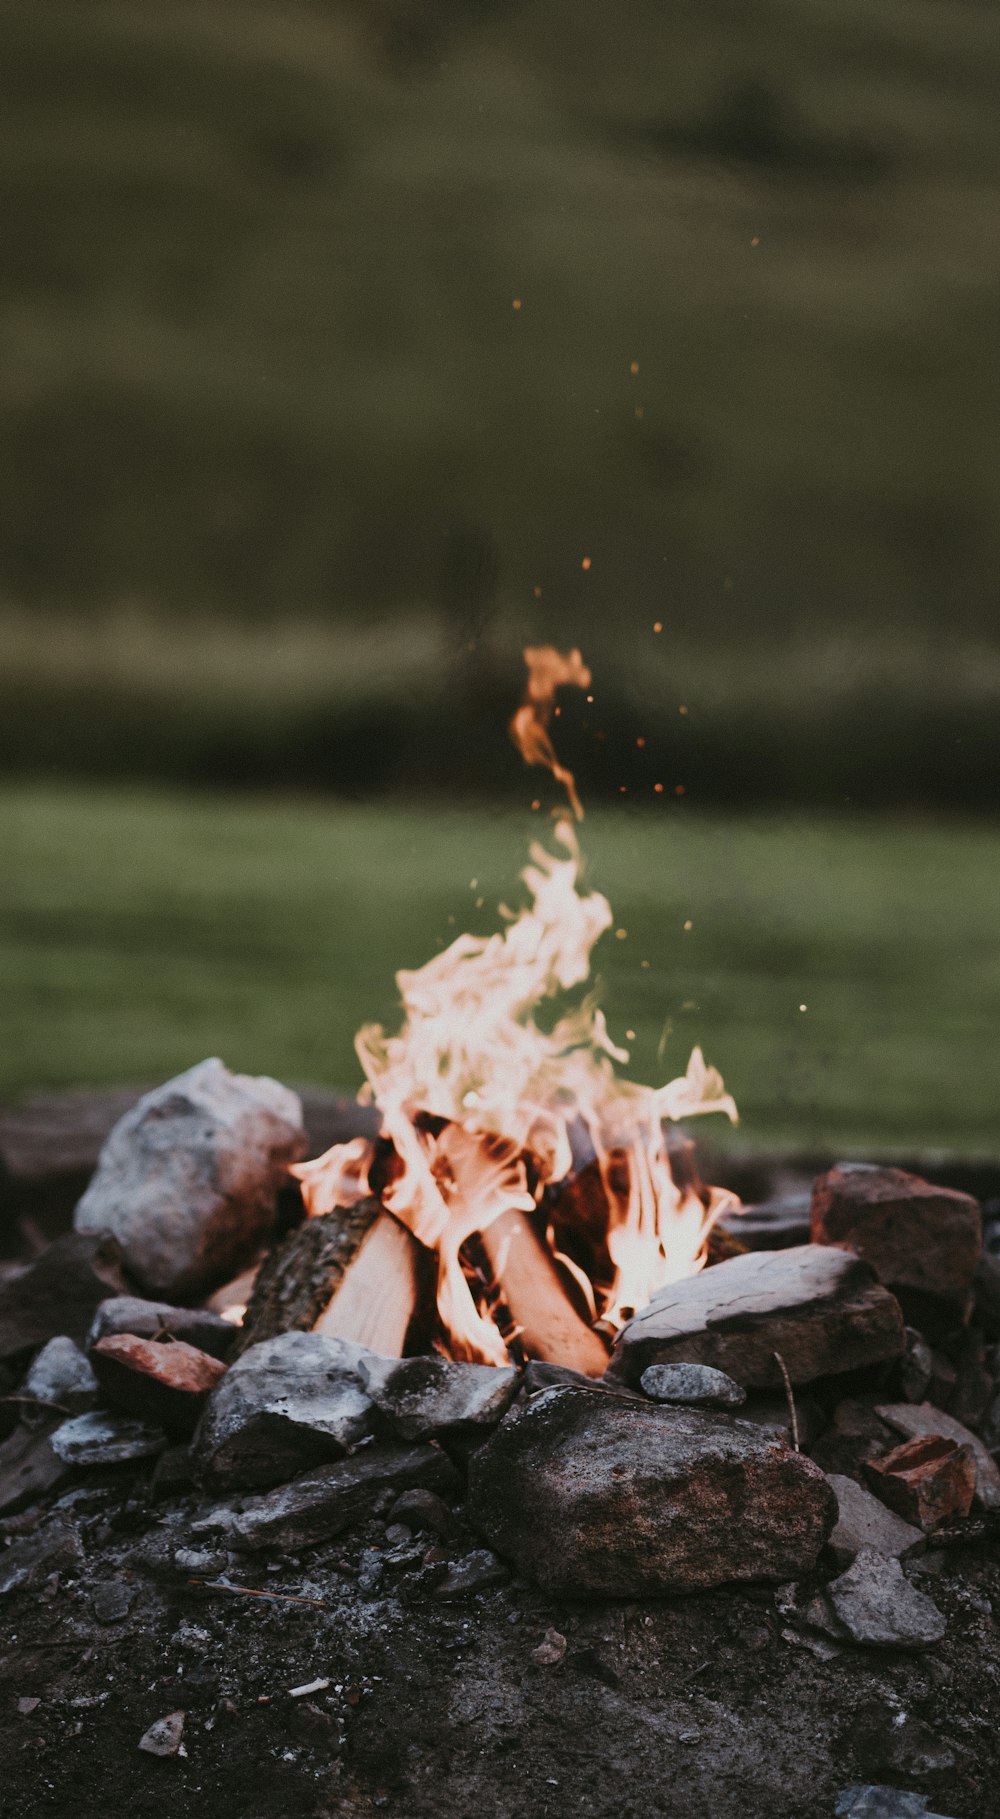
[235,1199,425,1359]
[478,1210,610,1378]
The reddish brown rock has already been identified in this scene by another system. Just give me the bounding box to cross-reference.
[877,1400,1000,1512]
[91,1334,227,1435]
[864,1433,976,1530]
[811,1163,981,1322]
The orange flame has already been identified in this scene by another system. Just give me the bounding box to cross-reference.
[293,648,739,1367]
[509,645,591,820]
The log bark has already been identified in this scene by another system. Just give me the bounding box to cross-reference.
[234,1199,424,1359]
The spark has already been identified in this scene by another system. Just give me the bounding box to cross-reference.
[626,1028,636,1041]
[512,297,522,310]
[636,736,646,748]
[675,784,686,796]
[615,928,628,941]
[653,621,663,634]
[581,556,592,571]
[799,1004,808,1012]
[684,920,693,931]
[630,361,640,375]
[654,783,664,794]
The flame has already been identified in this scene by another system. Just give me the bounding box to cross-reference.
[509,645,591,819]
[293,647,739,1367]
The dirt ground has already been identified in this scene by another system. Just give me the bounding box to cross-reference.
[2,1456,998,1819]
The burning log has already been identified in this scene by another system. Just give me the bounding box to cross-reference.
[236,1198,427,1359]
[477,1211,609,1377]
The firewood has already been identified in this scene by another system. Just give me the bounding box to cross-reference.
[478,1210,610,1378]
[234,1199,424,1359]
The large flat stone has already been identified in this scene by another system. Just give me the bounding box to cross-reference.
[466,1385,836,1597]
[811,1163,981,1321]
[229,1443,459,1551]
[74,1058,307,1299]
[193,1330,376,1491]
[50,1408,168,1466]
[608,1244,905,1390]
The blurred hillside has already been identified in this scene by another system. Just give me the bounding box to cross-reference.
[1,0,998,803]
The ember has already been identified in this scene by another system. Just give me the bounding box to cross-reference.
[292,649,739,1369]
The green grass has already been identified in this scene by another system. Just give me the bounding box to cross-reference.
[1,782,997,1157]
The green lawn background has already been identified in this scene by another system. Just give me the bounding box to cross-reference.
[2,782,997,1157]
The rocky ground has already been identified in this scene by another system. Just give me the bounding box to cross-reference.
[3,1448,1000,1819]
[4,1082,1000,1819]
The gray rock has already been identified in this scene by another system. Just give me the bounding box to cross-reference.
[899,1328,934,1403]
[193,1330,376,1492]
[720,1193,812,1250]
[91,1580,137,1623]
[836,1788,954,1818]
[229,1443,459,1552]
[0,1517,82,1597]
[50,1408,168,1466]
[820,1549,945,1649]
[812,1162,981,1319]
[608,1244,905,1389]
[88,1296,236,1362]
[639,1362,746,1409]
[137,1711,185,1757]
[387,1487,458,1539]
[359,1354,519,1441]
[826,1473,925,1568]
[20,1338,98,1422]
[0,1233,126,1361]
[433,1548,508,1599]
[877,1401,1000,1512]
[0,1423,70,1516]
[467,1385,836,1597]
[809,1398,898,1482]
[74,1058,307,1299]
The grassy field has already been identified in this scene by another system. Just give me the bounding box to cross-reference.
[1,782,997,1157]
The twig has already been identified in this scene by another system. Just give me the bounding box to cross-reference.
[187,1577,330,1609]
[773,1349,800,1451]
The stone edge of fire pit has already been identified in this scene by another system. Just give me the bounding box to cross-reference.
[466,1383,837,1597]
[605,1243,907,1389]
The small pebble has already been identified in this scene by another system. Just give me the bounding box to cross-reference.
[92,1581,136,1624]
[640,1363,746,1409]
[531,1628,568,1666]
[138,1711,186,1757]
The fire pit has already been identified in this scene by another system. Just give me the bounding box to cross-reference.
[2,653,999,1818]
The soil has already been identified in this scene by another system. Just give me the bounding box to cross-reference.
[2,1455,999,1819]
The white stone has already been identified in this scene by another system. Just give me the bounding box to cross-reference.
[74,1058,306,1298]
